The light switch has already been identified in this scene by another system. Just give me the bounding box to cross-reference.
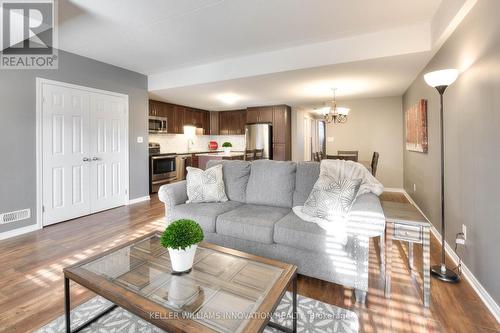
[137,136,144,143]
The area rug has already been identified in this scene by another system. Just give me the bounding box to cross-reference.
[35,292,359,333]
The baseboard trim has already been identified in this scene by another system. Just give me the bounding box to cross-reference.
[0,224,41,240]
[127,195,150,205]
[402,190,500,323]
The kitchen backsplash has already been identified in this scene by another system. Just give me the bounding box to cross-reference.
[149,134,246,154]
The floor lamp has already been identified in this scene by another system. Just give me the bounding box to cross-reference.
[423,69,460,283]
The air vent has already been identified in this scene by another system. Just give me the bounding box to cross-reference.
[0,209,31,224]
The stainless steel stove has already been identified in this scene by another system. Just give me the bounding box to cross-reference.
[149,143,177,193]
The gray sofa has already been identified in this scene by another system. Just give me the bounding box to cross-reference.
[158,160,385,303]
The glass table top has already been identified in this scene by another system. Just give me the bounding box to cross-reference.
[79,234,283,333]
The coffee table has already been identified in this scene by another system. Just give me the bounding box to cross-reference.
[63,232,297,333]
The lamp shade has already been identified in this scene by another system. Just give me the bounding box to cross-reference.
[424,69,459,88]
[336,107,350,116]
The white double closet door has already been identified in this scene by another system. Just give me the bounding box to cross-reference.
[41,81,128,226]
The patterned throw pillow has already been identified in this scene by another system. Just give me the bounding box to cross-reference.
[186,164,228,203]
[302,174,362,220]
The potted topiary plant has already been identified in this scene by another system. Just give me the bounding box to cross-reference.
[222,141,232,155]
[160,219,204,273]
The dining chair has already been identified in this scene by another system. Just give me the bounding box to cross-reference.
[327,154,358,162]
[338,150,359,161]
[244,149,255,161]
[313,152,320,162]
[254,149,264,160]
[371,152,380,177]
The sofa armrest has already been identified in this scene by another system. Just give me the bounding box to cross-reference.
[346,193,385,238]
[158,181,188,211]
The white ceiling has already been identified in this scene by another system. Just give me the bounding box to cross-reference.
[59,0,441,74]
[149,52,430,110]
[58,0,477,109]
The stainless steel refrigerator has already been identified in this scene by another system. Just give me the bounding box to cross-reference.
[245,123,273,159]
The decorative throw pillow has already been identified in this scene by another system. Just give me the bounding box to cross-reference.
[186,164,228,203]
[302,174,362,220]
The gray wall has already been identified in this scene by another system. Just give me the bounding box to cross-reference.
[0,50,149,234]
[326,96,404,188]
[403,0,500,303]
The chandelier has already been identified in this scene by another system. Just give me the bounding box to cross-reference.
[322,88,350,124]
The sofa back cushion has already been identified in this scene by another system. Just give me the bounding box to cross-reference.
[293,162,320,206]
[246,160,296,208]
[206,160,251,202]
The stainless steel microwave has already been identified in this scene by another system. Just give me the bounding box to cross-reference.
[149,116,168,134]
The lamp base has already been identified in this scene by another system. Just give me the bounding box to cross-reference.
[431,265,460,283]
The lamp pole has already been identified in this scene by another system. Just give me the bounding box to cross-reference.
[430,84,460,283]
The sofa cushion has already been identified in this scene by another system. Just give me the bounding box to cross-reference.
[186,164,228,203]
[274,211,349,253]
[206,160,251,203]
[293,162,320,206]
[245,160,296,208]
[302,176,361,220]
[216,204,290,244]
[169,201,242,233]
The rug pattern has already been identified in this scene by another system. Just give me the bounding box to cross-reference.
[35,292,358,333]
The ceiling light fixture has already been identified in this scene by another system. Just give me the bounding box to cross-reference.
[324,88,349,124]
[216,93,241,105]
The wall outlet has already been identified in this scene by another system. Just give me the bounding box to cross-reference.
[462,224,467,240]
[136,136,144,143]
[413,183,417,192]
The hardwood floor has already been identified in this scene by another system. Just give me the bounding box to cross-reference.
[0,193,498,333]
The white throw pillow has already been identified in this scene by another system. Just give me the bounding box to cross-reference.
[302,174,361,220]
[186,164,228,203]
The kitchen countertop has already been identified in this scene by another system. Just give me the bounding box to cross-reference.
[168,150,244,155]
[196,152,244,157]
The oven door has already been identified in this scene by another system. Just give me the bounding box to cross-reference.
[150,156,177,193]
[149,116,168,133]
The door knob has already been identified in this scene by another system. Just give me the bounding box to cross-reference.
[91,157,100,161]
[82,157,90,162]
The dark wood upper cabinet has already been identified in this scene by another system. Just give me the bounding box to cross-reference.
[259,106,274,123]
[203,111,211,135]
[272,105,290,144]
[210,111,220,135]
[218,111,228,135]
[246,106,273,124]
[149,100,212,135]
[219,110,246,135]
[246,108,259,123]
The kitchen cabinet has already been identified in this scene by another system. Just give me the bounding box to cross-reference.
[272,105,289,144]
[204,111,211,135]
[149,100,211,135]
[219,110,246,135]
[246,106,273,123]
[210,111,219,135]
[273,143,286,161]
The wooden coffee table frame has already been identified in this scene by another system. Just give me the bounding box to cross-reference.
[63,232,297,333]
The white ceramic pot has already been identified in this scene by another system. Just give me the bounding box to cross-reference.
[223,147,231,155]
[168,244,197,272]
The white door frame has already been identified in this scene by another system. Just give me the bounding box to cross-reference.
[35,78,130,229]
